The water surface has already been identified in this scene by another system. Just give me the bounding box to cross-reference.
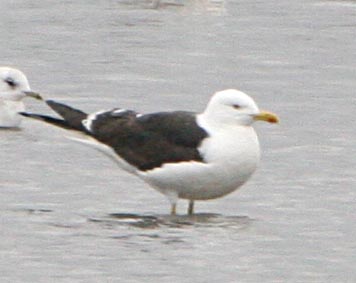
[1,0,355,282]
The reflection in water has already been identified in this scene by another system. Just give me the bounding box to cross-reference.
[124,0,226,13]
[25,208,54,214]
[89,212,252,230]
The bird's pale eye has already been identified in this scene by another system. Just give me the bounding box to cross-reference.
[4,77,17,88]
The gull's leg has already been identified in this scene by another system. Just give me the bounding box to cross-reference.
[166,190,178,216]
[188,200,194,215]
[170,203,177,216]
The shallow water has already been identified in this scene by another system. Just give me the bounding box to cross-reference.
[1,0,355,282]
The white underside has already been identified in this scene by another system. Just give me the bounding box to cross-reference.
[0,100,24,128]
[68,118,260,204]
[139,121,260,201]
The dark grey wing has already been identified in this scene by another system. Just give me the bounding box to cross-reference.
[88,111,209,171]
[137,112,207,148]
[21,99,209,171]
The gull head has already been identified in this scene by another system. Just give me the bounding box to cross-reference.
[202,89,279,126]
[0,67,42,101]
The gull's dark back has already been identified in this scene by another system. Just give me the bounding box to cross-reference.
[22,100,209,171]
[87,110,209,171]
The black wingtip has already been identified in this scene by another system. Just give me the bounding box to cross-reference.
[45,99,86,113]
[19,112,31,117]
[39,99,88,131]
[19,112,74,130]
[45,99,71,113]
[45,99,63,108]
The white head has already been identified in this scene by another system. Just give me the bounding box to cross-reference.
[0,67,41,101]
[202,89,279,126]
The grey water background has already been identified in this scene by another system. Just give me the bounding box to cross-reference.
[0,0,355,282]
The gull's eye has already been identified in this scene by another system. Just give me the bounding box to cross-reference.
[4,77,17,88]
[233,104,241,109]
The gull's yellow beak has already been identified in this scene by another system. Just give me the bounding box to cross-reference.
[253,110,279,124]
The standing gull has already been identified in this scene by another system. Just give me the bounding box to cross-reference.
[21,89,278,215]
[0,67,42,128]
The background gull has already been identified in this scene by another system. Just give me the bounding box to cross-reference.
[0,67,42,128]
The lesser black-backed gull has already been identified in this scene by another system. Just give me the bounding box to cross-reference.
[21,89,278,215]
[0,67,42,128]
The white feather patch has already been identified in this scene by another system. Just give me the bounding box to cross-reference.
[82,110,107,132]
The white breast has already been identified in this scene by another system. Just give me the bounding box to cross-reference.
[140,122,260,200]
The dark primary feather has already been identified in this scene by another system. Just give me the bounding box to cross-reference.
[20,112,73,130]
[46,100,87,131]
[23,100,209,171]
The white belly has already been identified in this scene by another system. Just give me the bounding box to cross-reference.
[69,125,260,201]
[139,126,260,200]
